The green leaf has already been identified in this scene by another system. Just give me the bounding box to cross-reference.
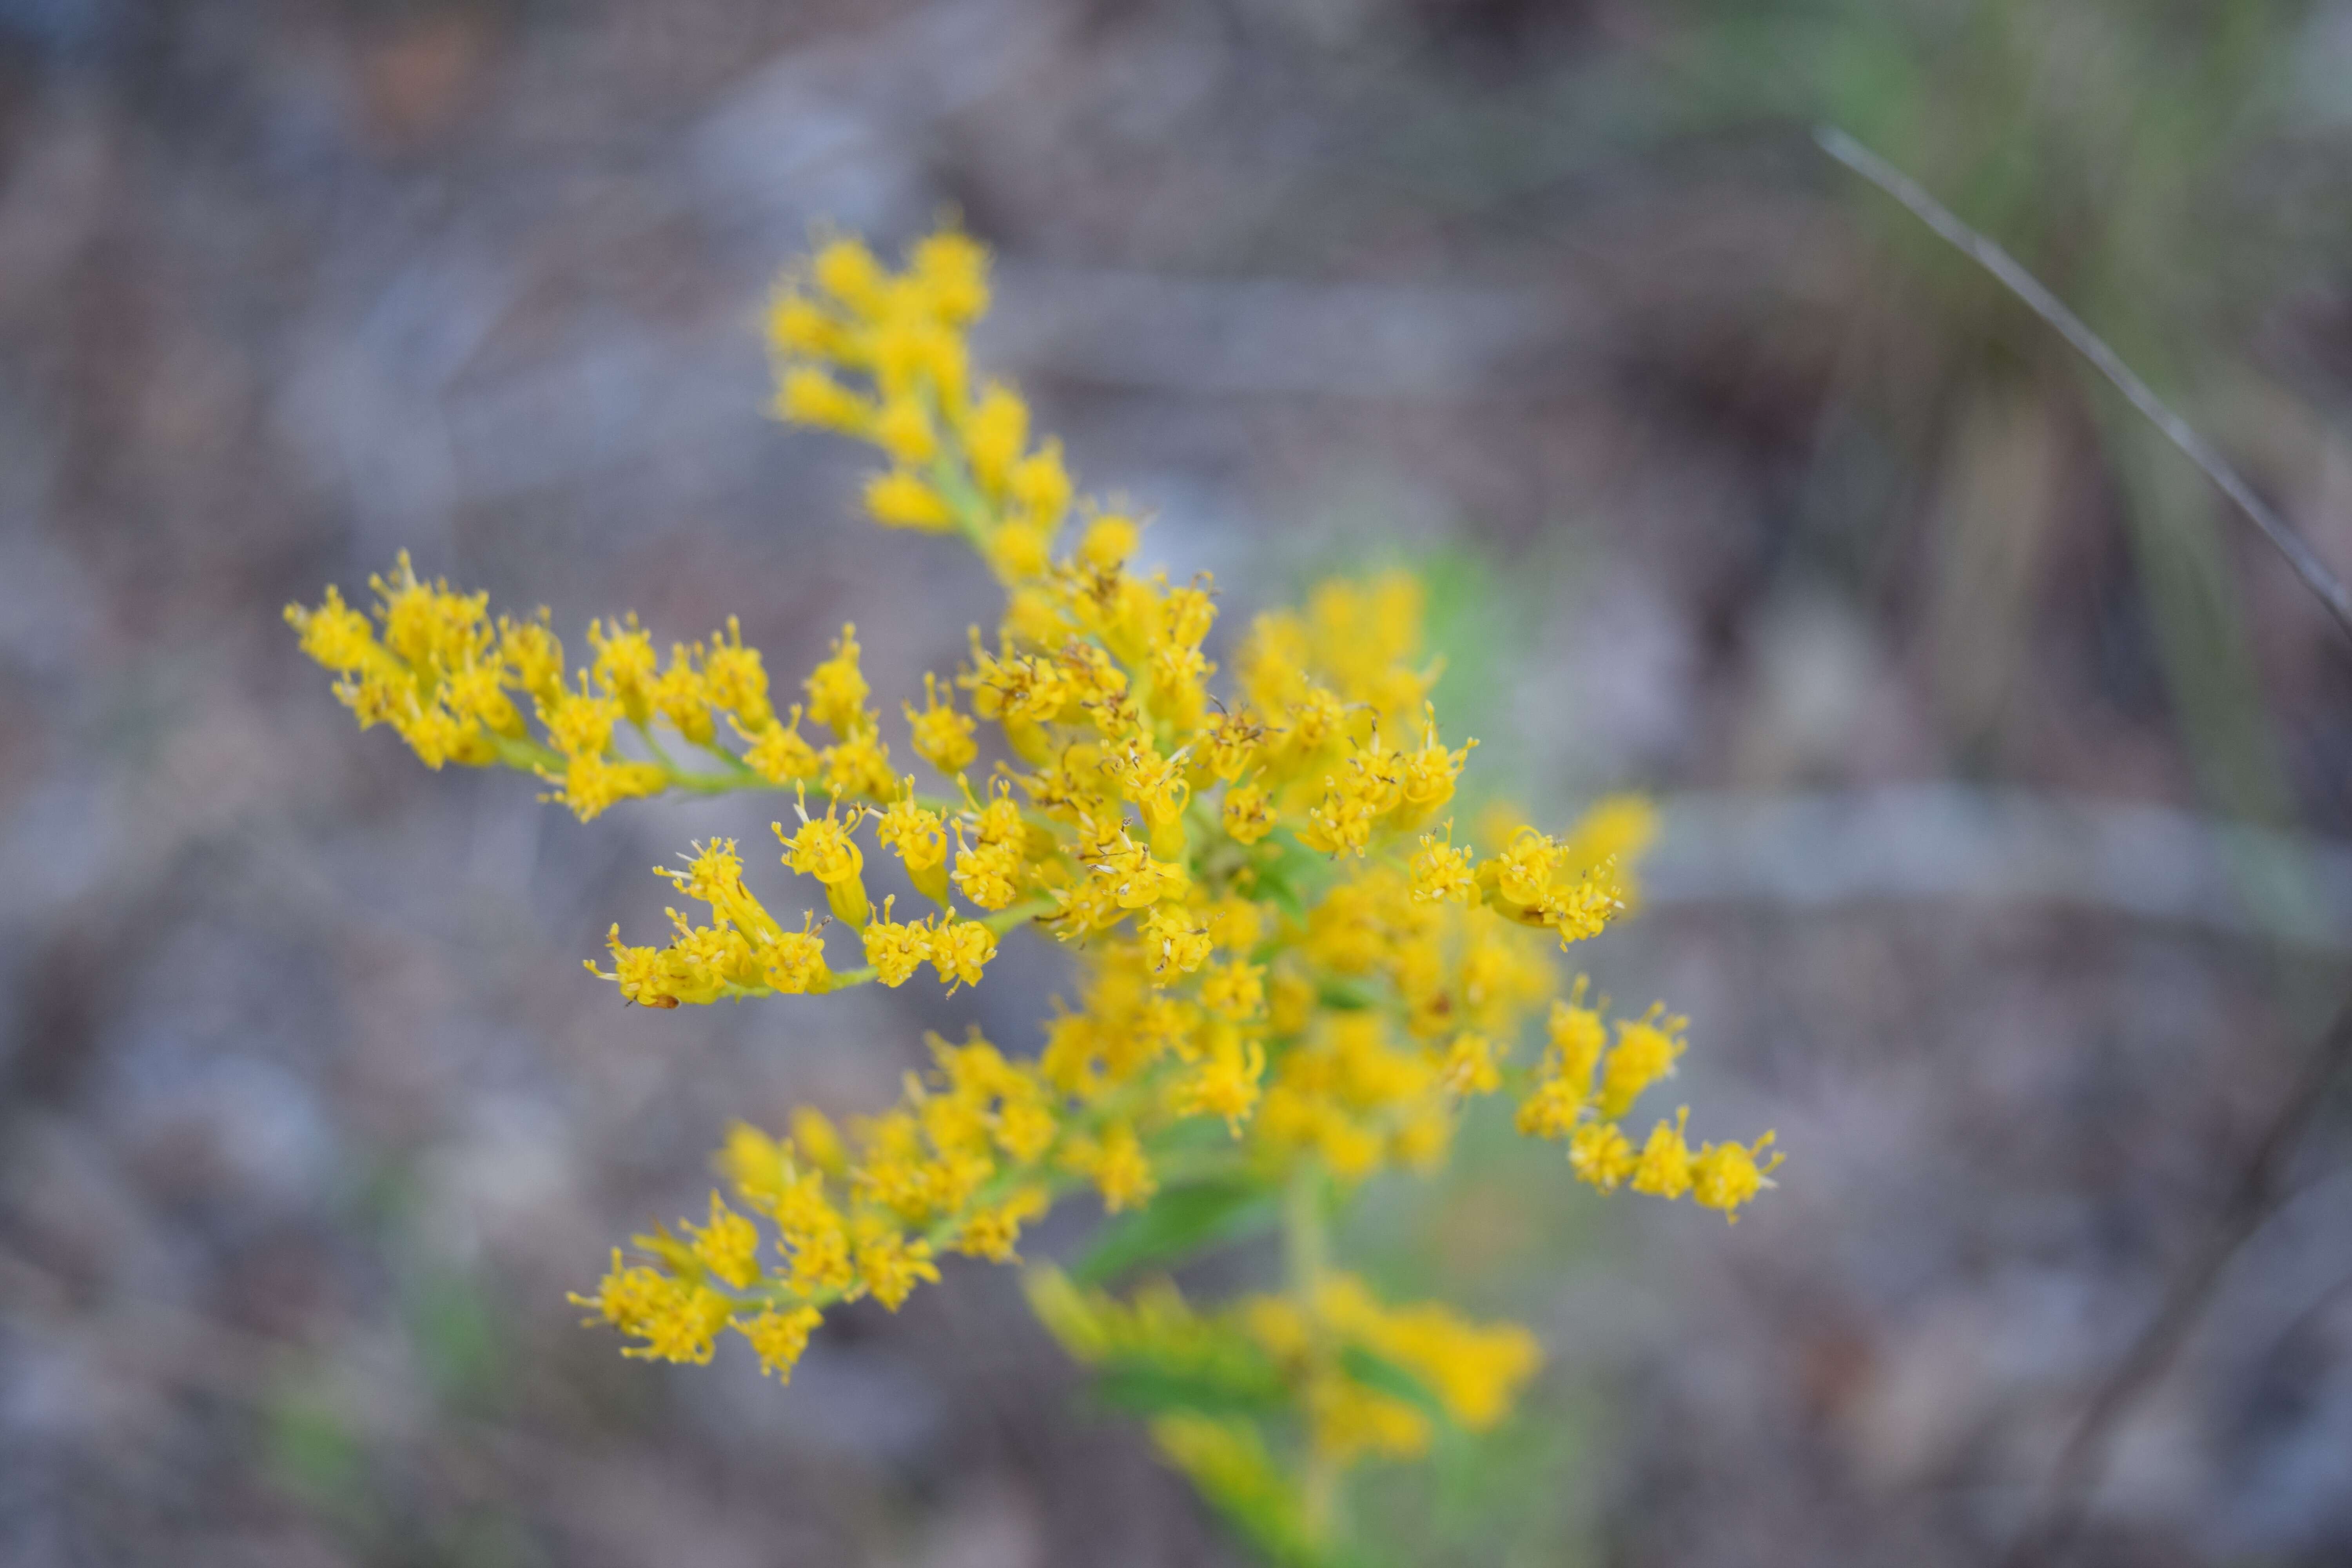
[1091,1355,1287,1419]
[1249,835,1330,921]
[1315,977,1379,1011]
[1153,1412,1339,1568]
[1072,1178,1279,1286]
[1339,1344,1452,1434]
[1250,858,1310,922]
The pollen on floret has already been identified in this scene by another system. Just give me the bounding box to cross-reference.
[1006,440,1072,531]
[587,924,678,1009]
[762,915,833,995]
[1596,1004,1686,1121]
[1299,772,1386,858]
[588,614,659,723]
[780,789,870,926]
[1205,896,1265,953]
[971,779,1029,846]
[1491,828,1563,911]
[743,705,821,784]
[661,837,742,905]
[1080,513,1141,569]
[862,896,933,988]
[737,1304,823,1380]
[1065,1120,1156,1212]
[541,751,668,823]
[906,672,978,774]
[873,788,945,863]
[872,395,937,466]
[955,1186,1049,1263]
[1220,783,1276,845]
[1549,980,1606,1090]
[1514,1075,1581,1140]
[961,382,1027,494]
[952,827,1027,910]
[1199,958,1266,1021]
[1177,1025,1267,1132]
[789,1220,856,1294]
[820,730,895,800]
[790,1106,851,1177]
[1103,740,1191,830]
[1390,716,1475,828]
[803,625,871,735]
[717,1121,791,1213]
[1140,906,1213,983]
[910,227,990,322]
[1544,859,1626,946]
[766,283,843,355]
[1098,833,1189,908]
[688,1191,762,1289]
[928,913,997,992]
[866,468,956,531]
[1198,705,1264,782]
[1567,1120,1636,1191]
[285,584,381,671]
[811,235,890,316]
[1629,1107,1695,1200]
[776,365,875,432]
[853,1226,940,1311]
[570,1250,733,1365]
[1691,1132,1782,1223]
[778,792,862,883]
[1439,1032,1502,1096]
[498,610,566,704]
[995,1092,1058,1164]
[1409,827,1477,904]
[652,643,716,744]
[701,617,774,730]
[368,551,494,674]
[988,520,1054,582]
[539,678,620,760]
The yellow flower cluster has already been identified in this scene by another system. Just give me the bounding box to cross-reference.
[568,1033,1067,1377]
[1515,979,1782,1216]
[1029,1265,1541,1467]
[289,223,1780,1552]
[283,554,840,822]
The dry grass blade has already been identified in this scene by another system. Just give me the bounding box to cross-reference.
[1815,124,2352,1566]
[1815,124,2352,648]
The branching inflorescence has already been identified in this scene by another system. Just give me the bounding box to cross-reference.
[289,225,1778,1561]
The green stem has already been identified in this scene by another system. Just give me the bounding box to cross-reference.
[926,400,998,551]
[664,766,771,795]
[692,740,777,785]
[632,719,679,771]
[1285,1163,1328,1298]
[488,732,568,774]
[1286,1161,1342,1544]
[980,894,1057,935]
[713,965,879,1002]
[501,719,790,799]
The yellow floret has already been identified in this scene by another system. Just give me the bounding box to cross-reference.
[737,1305,823,1380]
[803,624,871,735]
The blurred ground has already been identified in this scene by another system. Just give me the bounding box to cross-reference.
[6,1,2352,1564]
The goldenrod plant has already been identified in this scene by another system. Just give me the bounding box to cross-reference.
[287,226,1778,1563]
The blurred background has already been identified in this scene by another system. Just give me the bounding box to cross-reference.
[7,0,2352,1563]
